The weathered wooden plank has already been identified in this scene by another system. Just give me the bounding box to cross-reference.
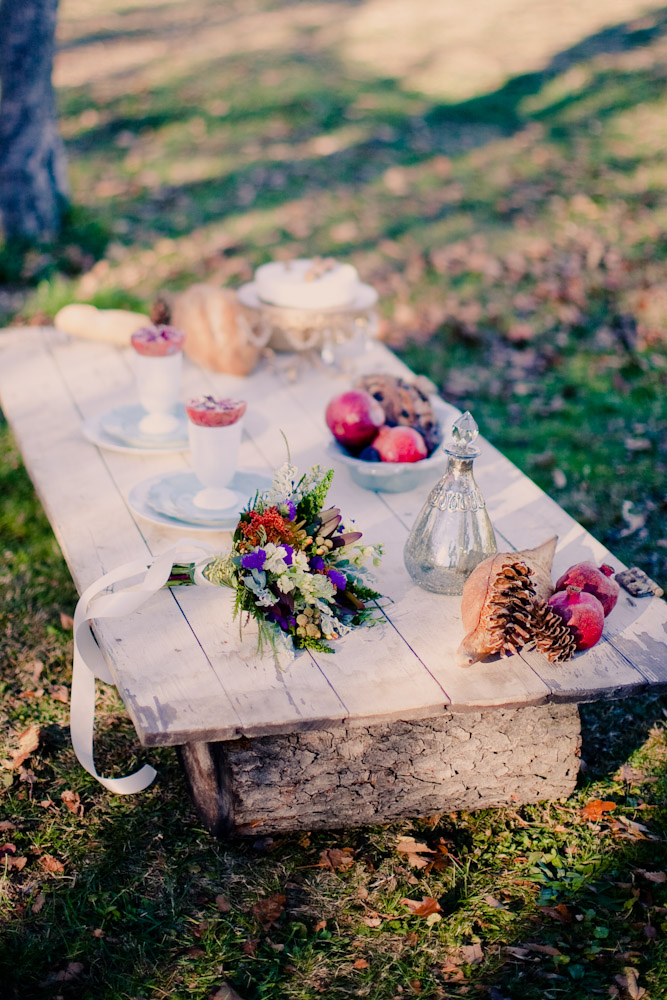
[0,329,245,746]
[46,332,350,740]
[271,347,551,710]
[204,360,456,722]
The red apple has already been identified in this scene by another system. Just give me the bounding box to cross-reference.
[555,561,619,617]
[374,425,428,463]
[325,390,385,449]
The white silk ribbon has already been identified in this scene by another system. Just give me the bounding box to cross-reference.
[70,539,217,793]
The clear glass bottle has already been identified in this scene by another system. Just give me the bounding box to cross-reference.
[403,411,497,594]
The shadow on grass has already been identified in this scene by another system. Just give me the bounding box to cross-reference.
[0,691,666,1000]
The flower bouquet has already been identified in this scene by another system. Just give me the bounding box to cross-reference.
[200,463,384,658]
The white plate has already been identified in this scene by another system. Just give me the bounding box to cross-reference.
[83,411,189,456]
[93,403,189,450]
[129,470,271,531]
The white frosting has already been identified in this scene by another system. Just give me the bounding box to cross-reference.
[255,258,360,309]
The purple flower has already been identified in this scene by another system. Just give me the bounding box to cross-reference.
[267,607,297,631]
[241,549,266,570]
[327,568,347,591]
[281,499,297,520]
[310,555,326,572]
[282,545,294,565]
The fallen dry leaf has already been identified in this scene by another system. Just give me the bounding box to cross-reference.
[32,892,46,914]
[59,612,74,630]
[51,685,69,704]
[353,958,369,970]
[483,894,507,909]
[581,799,617,821]
[0,821,16,832]
[362,912,383,927]
[539,903,573,923]
[401,896,442,917]
[215,893,232,912]
[54,962,84,983]
[39,854,65,874]
[459,943,484,966]
[396,836,435,869]
[318,847,355,871]
[636,870,667,883]
[251,893,286,927]
[615,967,646,999]
[314,920,327,932]
[1,724,41,770]
[61,790,82,816]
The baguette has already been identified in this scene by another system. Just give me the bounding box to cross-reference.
[54,304,150,347]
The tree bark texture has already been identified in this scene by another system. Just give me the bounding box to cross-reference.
[0,0,69,240]
[180,703,581,837]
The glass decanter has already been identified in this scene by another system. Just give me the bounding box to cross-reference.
[403,411,497,594]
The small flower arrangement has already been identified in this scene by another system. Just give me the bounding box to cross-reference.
[203,463,384,657]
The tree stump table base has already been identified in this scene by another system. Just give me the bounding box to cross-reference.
[178,702,582,838]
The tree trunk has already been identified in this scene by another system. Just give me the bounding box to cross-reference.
[0,0,69,241]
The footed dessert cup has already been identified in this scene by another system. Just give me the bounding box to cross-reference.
[186,396,247,509]
[131,325,185,436]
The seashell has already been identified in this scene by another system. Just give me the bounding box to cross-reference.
[458,536,557,666]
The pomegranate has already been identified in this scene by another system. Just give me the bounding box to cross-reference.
[373,425,428,463]
[547,586,605,651]
[325,390,385,449]
[555,561,619,617]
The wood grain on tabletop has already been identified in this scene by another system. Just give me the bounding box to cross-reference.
[0,327,664,747]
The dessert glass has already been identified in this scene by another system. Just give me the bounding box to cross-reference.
[131,325,185,436]
[186,396,247,509]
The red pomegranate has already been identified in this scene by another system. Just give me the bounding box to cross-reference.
[555,561,619,617]
[547,586,605,651]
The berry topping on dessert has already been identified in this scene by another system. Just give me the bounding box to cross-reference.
[131,325,185,357]
[185,395,247,427]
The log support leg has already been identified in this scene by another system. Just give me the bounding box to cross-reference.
[178,702,581,837]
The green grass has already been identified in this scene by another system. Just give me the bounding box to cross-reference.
[2,1,667,997]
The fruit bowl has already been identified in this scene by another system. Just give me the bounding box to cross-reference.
[325,399,456,493]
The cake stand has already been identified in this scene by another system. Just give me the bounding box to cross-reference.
[236,282,379,368]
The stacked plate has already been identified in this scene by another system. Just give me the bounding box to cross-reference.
[82,404,189,454]
[128,470,271,532]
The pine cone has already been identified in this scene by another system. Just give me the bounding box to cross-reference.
[354,373,442,453]
[531,599,577,663]
[480,561,537,657]
[150,297,172,325]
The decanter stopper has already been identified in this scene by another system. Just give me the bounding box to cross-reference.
[403,411,497,594]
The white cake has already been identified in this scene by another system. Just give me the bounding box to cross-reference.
[254,257,360,309]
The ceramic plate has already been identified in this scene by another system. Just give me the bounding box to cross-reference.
[129,469,271,530]
[96,403,189,450]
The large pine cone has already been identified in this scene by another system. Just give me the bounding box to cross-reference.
[354,374,442,453]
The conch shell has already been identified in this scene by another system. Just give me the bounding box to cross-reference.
[458,536,557,666]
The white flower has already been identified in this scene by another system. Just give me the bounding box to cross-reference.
[276,574,296,594]
[263,544,289,575]
[292,550,309,571]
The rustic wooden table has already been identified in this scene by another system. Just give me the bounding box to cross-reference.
[1,326,665,836]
